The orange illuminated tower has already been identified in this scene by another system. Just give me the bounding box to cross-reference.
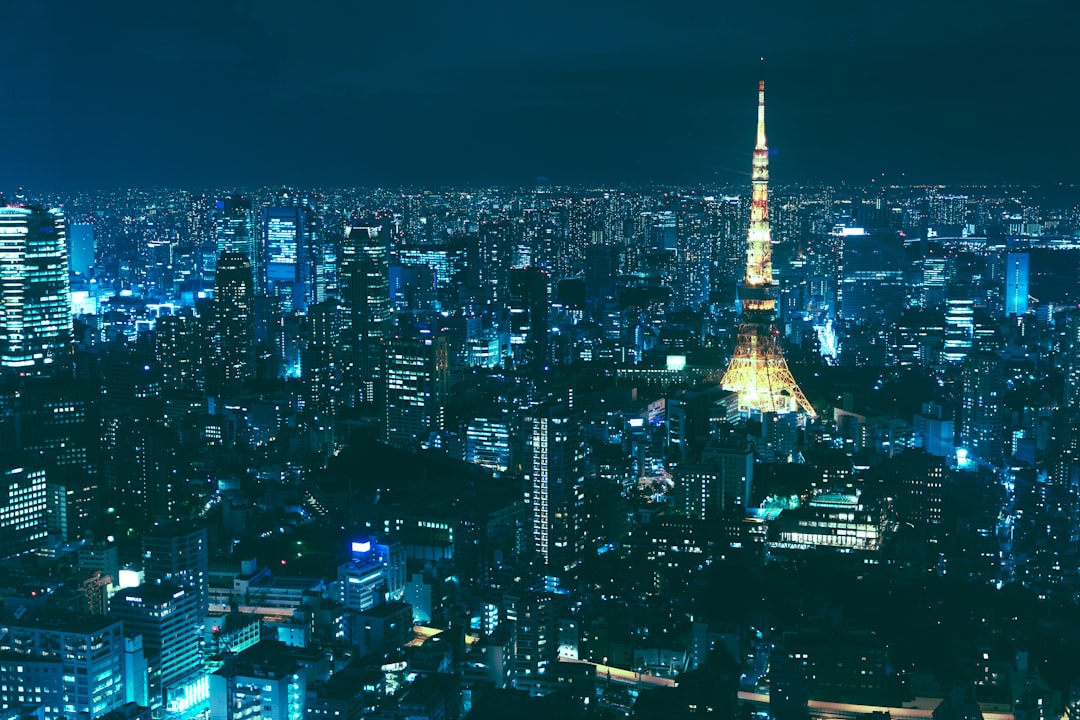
[720,70,816,417]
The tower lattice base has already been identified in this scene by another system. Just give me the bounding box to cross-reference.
[721,319,816,417]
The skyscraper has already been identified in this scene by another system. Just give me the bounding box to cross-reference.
[214,195,256,287]
[508,267,550,372]
[524,404,586,576]
[961,351,1005,464]
[1064,314,1080,409]
[383,334,448,448]
[263,205,311,313]
[213,252,255,393]
[340,223,390,405]
[142,522,210,619]
[301,301,341,438]
[0,205,72,374]
[1004,252,1030,317]
[68,222,95,276]
[719,76,814,417]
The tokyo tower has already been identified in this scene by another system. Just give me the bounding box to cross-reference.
[719,71,816,417]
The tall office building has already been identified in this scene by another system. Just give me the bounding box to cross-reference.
[339,223,390,405]
[961,352,1005,464]
[584,242,620,305]
[0,206,72,374]
[213,252,255,393]
[1004,252,1030,318]
[301,301,341,436]
[214,195,256,290]
[0,615,128,720]
[508,267,550,372]
[263,206,311,313]
[679,445,754,521]
[155,312,201,394]
[943,298,975,365]
[1,376,100,540]
[68,222,95,276]
[142,522,210,619]
[383,334,448,448]
[1066,314,1080,408]
[0,460,48,558]
[110,583,205,712]
[466,417,512,472]
[524,404,586,576]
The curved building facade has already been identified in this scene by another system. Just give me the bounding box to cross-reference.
[0,205,72,374]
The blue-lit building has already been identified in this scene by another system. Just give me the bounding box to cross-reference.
[68,222,95,276]
[337,537,406,612]
[1004,251,1029,317]
[262,206,311,313]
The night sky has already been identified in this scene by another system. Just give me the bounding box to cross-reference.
[2,0,1078,189]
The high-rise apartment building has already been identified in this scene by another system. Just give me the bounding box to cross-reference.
[524,404,586,576]
[155,312,201,394]
[0,206,72,374]
[301,301,341,433]
[679,445,754,521]
[208,643,305,720]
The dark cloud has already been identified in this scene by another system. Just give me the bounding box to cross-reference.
[1,0,1077,188]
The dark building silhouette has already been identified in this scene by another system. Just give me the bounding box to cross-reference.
[509,267,550,372]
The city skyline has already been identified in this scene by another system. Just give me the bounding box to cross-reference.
[2,6,1080,720]
[2,1,1079,189]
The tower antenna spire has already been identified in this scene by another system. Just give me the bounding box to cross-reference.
[720,68,816,418]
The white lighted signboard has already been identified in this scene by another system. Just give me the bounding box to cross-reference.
[118,569,142,588]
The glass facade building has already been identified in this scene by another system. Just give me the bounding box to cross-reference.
[0,206,72,374]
